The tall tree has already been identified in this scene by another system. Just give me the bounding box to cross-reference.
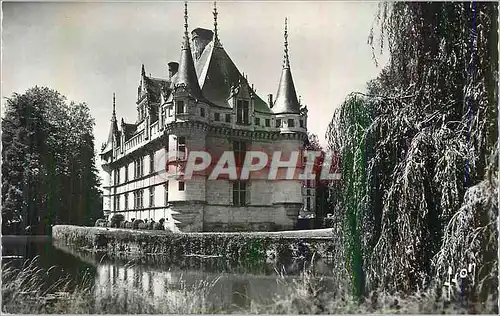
[326,2,498,301]
[2,86,102,234]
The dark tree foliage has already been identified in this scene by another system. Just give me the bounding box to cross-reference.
[326,2,498,302]
[2,86,103,234]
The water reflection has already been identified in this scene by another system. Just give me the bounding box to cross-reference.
[2,237,336,312]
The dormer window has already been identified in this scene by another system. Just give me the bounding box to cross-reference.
[276,119,282,128]
[300,119,304,128]
[176,101,185,114]
[255,117,260,126]
[200,107,205,117]
[287,119,295,128]
[236,100,249,125]
[214,112,220,121]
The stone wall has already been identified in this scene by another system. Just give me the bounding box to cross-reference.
[52,225,336,266]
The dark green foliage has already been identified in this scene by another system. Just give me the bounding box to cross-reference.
[1,87,103,234]
[110,214,125,228]
[327,1,498,304]
[132,219,143,230]
[95,219,106,227]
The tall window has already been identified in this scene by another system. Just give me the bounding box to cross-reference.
[225,113,231,123]
[168,104,173,117]
[200,107,205,117]
[149,187,155,207]
[176,100,185,114]
[115,195,120,211]
[214,112,220,121]
[288,119,295,128]
[114,169,120,185]
[124,193,129,210]
[233,181,247,206]
[177,136,186,160]
[150,153,155,174]
[164,182,169,205]
[236,100,249,125]
[134,158,143,179]
[276,119,282,128]
[265,118,270,127]
[300,119,304,128]
[124,165,129,182]
[255,117,260,126]
[134,190,144,209]
[233,141,247,166]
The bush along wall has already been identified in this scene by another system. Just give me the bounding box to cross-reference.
[52,225,336,266]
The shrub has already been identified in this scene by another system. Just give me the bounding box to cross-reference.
[110,214,125,228]
[132,219,143,229]
[125,221,132,229]
[95,219,106,227]
[119,221,126,228]
[153,222,164,230]
[138,222,148,230]
[148,221,155,230]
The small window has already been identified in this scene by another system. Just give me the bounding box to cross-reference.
[178,181,185,191]
[233,181,247,206]
[200,107,205,117]
[276,119,282,128]
[255,117,260,126]
[288,119,295,128]
[225,113,231,123]
[177,136,186,159]
[168,105,173,117]
[300,119,304,128]
[176,100,185,114]
[265,119,270,127]
[214,112,220,121]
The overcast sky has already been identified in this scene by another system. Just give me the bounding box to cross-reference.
[2,1,388,181]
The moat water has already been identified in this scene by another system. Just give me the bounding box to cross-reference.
[2,235,336,312]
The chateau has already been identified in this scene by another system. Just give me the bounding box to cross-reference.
[100,2,315,232]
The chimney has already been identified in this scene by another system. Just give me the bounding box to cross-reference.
[191,28,214,60]
[268,94,273,107]
[168,62,179,78]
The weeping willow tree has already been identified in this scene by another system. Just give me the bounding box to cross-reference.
[326,2,498,301]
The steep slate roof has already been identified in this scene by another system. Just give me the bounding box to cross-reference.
[144,76,170,103]
[101,119,118,154]
[121,120,138,141]
[195,41,272,113]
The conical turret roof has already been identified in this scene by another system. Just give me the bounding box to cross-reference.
[272,18,300,114]
[172,1,203,99]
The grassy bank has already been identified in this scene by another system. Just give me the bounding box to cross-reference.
[2,257,497,314]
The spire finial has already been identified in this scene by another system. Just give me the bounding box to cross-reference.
[283,17,290,69]
[112,93,116,119]
[213,0,220,46]
[141,64,145,76]
[183,0,189,48]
